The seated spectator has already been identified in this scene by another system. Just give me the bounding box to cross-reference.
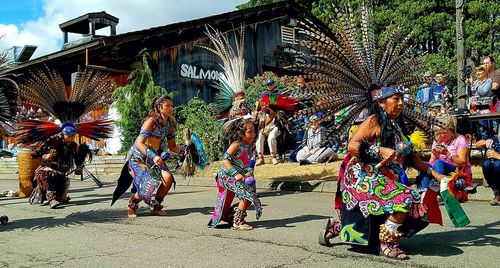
[296,115,336,165]
[416,113,471,192]
[255,104,281,165]
[256,79,298,165]
[476,136,500,205]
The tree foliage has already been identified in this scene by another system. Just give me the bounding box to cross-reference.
[238,0,499,70]
[113,52,172,152]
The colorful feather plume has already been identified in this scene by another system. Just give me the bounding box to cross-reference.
[409,130,427,151]
[19,67,113,122]
[16,67,114,144]
[74,119,114,140]
[0,46,19,123]
[447,170,472,203]
[15,119,60,144]
[199,25,246,113]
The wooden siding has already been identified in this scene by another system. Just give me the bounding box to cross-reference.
[152,18,303,106]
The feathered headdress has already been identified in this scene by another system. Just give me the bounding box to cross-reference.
[0,47,19,123]
[287,3,443,142]
[199,25,246,114]
[15,67,114,144]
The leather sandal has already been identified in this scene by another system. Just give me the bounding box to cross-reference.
[319,219,341,246]
[151,203,167,216]
[380,243,409,260]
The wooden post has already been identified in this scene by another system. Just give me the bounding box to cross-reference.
[456,0,466,109]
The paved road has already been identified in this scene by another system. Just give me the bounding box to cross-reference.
[0,176,499,268]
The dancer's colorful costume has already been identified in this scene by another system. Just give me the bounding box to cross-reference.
[285,3,470,255]
[15,67,114,208]
[208,142,262,227]
[124,122,175,205]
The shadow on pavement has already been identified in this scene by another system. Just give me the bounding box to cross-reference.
[404,220,500,257]
[252,214,327,229]
[268,180,324,192]
[257,190,308,198]
[162,206,213,217]
[0,209,126,231]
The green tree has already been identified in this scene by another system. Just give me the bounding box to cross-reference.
[465,0,500,61]
[113,52,172,152]
[238,0,498,100]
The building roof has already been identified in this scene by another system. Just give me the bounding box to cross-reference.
[59,11,119,34]
[11,1,328,77]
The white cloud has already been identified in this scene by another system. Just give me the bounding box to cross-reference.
[1,0,245,58]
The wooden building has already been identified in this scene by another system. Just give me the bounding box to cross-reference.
[11,1,328,105]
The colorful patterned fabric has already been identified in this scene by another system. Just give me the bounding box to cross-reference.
[335,129,427,245]
[208,142,262,227]
[371,85,404,102]
[340,155,422,217]
[126,122,173,204]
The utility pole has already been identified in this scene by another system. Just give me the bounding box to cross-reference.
[456,0,466,109]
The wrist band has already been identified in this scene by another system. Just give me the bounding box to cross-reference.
[368,144,380,159]
[358,139,381,164]
[426,167,432,176]
[228,166,238,177]
[145,147,158,160]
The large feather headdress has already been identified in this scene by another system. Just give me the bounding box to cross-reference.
[287,3,443,141]
[16,67,114,144]
[199,25,246,113]
[0,46,19,123]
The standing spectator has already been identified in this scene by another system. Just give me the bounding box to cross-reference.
[296,115,336,165]
[468,65,494,108]
[416,71,433,111]
[288,76,307,98]
[430,73,452,109]
[483,56,500,99]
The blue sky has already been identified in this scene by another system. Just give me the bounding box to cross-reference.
[0,0,44,25]
[0,0,246,58]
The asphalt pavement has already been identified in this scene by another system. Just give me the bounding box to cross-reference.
[0,174,499,268]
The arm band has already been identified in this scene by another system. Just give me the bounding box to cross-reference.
[223,152,234,162]
[228,166,238,177]
[145,147,158,160]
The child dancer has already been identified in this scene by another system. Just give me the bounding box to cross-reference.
[208,115,262,230]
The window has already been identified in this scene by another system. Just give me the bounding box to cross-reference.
[281,26,296,44]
